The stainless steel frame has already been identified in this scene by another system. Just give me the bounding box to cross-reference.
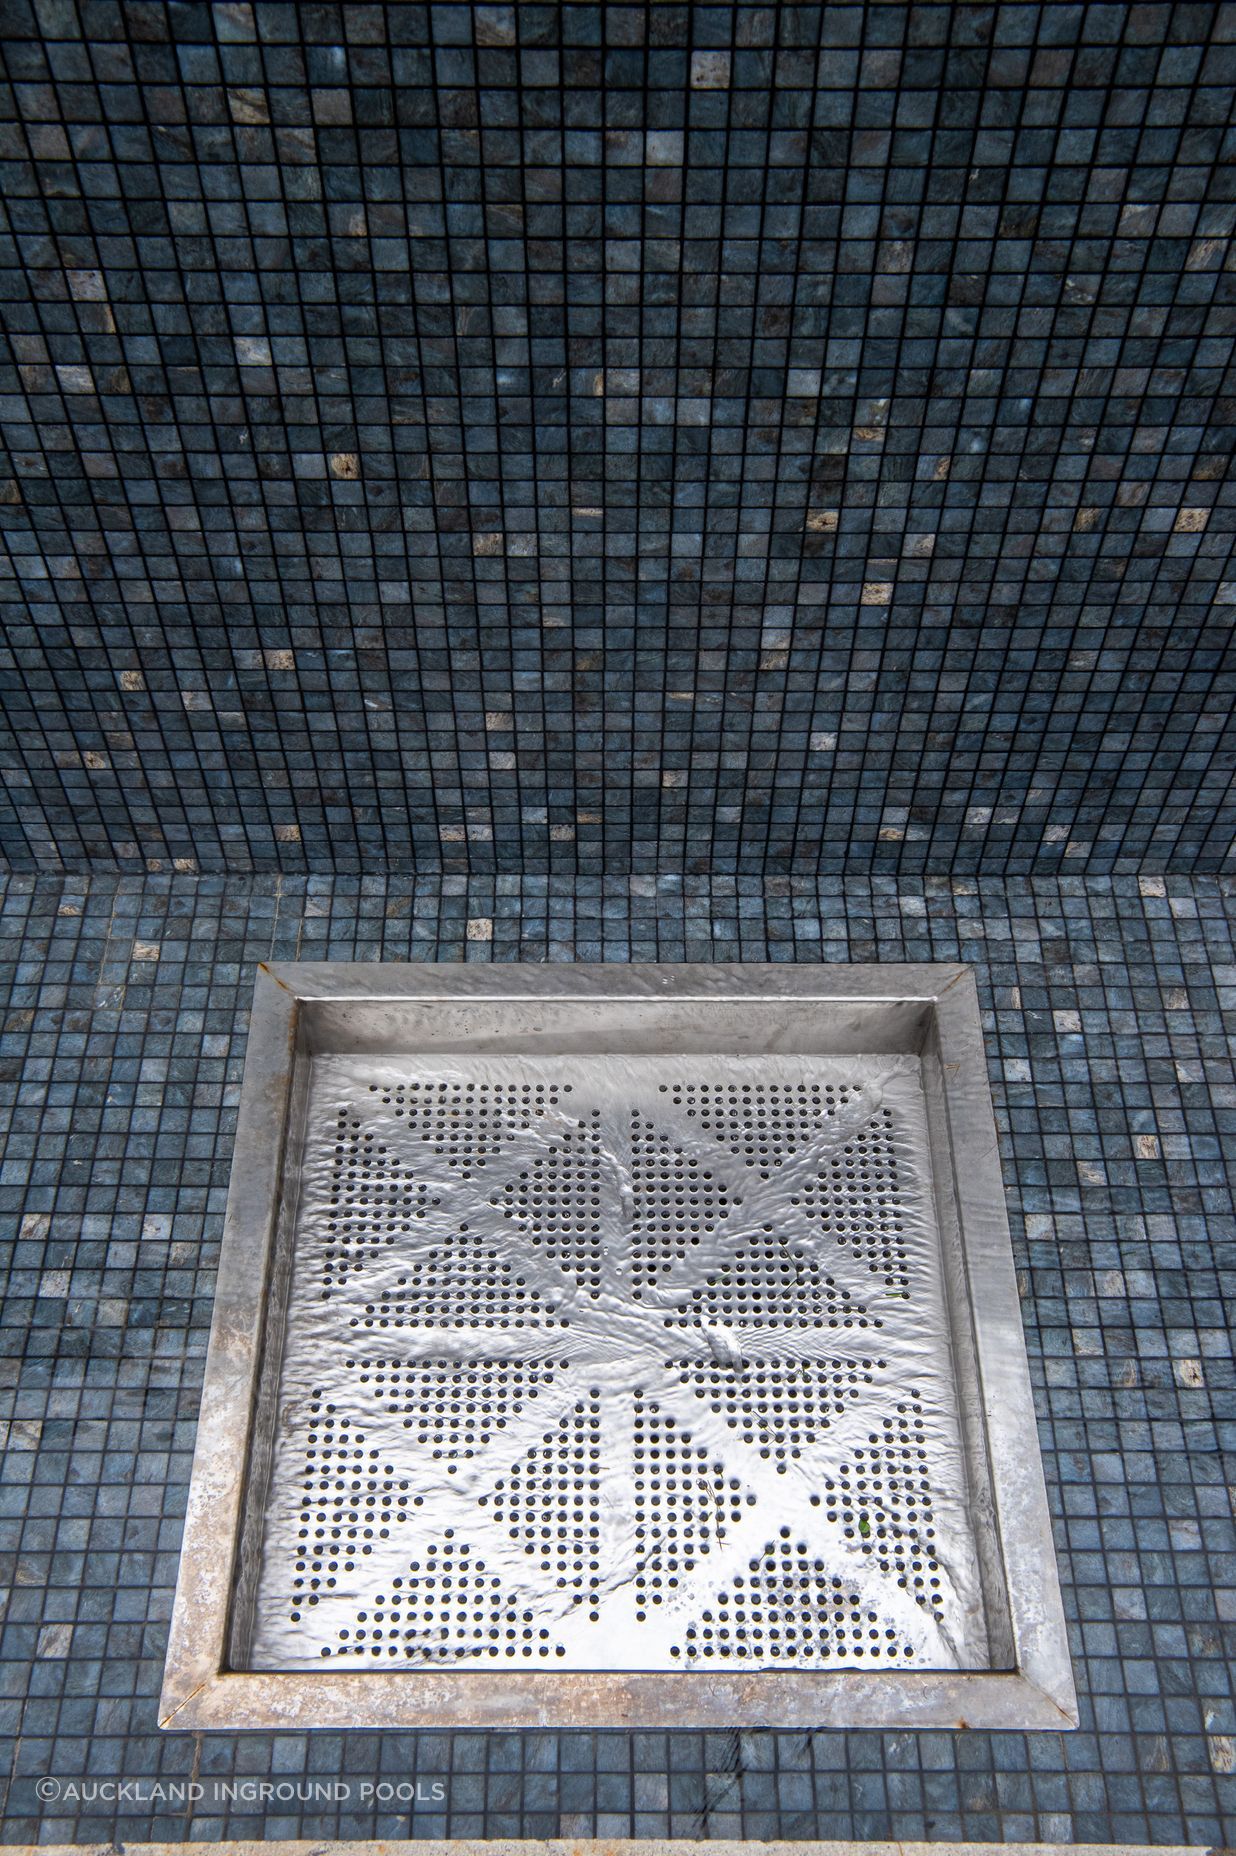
[160,963,1076,1732]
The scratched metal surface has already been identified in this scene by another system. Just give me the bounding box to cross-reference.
[247,1051,988,1674]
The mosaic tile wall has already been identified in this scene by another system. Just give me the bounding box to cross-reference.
[1,2,1236,877]
[0,870,1233,1846]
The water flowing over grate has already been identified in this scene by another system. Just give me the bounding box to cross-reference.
[248,1052,985,1674]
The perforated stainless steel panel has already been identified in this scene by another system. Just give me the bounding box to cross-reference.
[162,963,1077,1732]
[247,1052,987,1674]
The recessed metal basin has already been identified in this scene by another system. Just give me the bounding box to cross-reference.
[161,962,1076,1731]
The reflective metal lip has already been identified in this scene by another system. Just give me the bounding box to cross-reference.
[161,962,1076,1732]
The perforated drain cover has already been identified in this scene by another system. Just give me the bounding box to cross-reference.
[246,1052,981,1672]
[163,965,1076,1730]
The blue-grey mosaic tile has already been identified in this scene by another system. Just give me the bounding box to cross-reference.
[0,870,1233,1845]
[0,0,1235,1843]
[0,3,1233,878]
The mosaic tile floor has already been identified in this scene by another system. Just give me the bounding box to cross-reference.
[0,871,1233,1846]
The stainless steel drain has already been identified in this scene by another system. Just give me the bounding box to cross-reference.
[162,964,1076,1731]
